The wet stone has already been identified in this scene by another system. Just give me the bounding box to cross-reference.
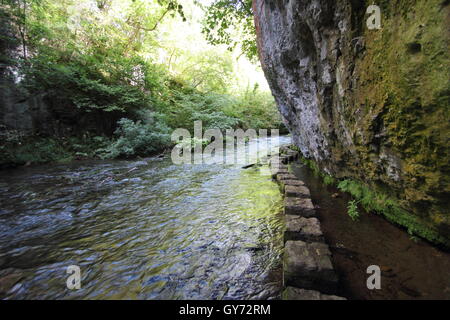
[282,287,346,300]
[284,216,324,243]
[284,241,338,294]
[280,180,305,190]
[284,197,316,217]
[268,157,282,168]
[276,174,298,181]
[285,185,311,198]
[271,168,290,179]
[274,164,288,171]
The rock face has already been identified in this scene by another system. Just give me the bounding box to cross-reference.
[253,0,450,246]
[0,10,117,139]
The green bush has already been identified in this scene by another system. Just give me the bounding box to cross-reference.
[104,117,172,159]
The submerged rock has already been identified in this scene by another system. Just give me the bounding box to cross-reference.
[284,197,316,217]
[284,241,338,294]
[284,215,324,243]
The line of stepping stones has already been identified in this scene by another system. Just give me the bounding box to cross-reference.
[269,146,346,300]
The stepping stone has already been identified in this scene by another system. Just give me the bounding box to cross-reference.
[279,179,305,192]
[284,241,338,294]
[284,197,316,217]
[280,179,305,187]
[274,166,289,173]
[276,173,297,181]
[270,162,288,170]
[284,216,324,243]
[271,168,290,178]
[282,287,346,300]
[285,185,311,198]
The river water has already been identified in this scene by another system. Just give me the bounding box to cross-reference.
[0,136,290,299]
[2,136,449,300]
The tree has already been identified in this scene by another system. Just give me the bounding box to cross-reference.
[201,0,257,61]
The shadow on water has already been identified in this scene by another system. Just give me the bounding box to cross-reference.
[291,162,450,300]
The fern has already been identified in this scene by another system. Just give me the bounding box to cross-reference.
[347,200,361,221]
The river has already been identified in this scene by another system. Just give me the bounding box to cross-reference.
[0,136,290,299]
[1,135,449,300]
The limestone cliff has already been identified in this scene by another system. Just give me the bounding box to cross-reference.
[253,0,449,246]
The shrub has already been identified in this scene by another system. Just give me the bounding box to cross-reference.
[104,117,172,158]
[176,137,210,150]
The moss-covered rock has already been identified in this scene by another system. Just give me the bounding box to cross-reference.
[254,0,449,246]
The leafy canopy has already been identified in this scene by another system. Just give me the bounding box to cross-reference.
[201,0,257,61]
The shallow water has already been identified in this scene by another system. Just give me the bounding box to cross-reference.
[0,136,290,299]
[291,162,450,300]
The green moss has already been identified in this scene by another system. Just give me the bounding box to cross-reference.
[290,1,449,247]
[335,0,450,241]
[299,156,336,186]
[323,175,336,186]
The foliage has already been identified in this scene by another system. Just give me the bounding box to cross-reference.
[0,134,111,167]
[164,89,239,131]
[22,58,156,114]
[0,0,282,166]
[347,200,361,221]
[176,137,209,150]
[104,117,172,158]
[337,179,395,214]
[0,137,70,166]
[322,175,335,186]
[222,85,283,130]
[201,0,257,61]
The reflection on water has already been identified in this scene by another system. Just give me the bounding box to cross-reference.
[0,136,290,299]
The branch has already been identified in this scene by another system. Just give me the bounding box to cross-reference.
[139,8,170,32]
